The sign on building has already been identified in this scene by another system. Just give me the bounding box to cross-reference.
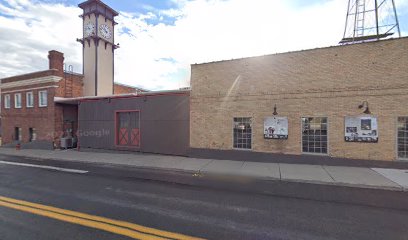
[264,117,288,139]
[345,116,378,142]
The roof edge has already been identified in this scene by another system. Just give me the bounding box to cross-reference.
[54,89,190,104]
[1,69,58,81]
[114,82,149,92]
[78,0,119,16]
[192,36,408,66]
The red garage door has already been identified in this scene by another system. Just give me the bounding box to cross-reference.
[117,111,140,147]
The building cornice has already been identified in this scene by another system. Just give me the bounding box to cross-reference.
[1,85,59,94]
[0,76,62,90]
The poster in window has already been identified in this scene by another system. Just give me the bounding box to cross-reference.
[345,116,378,142]
[264,117,288,139]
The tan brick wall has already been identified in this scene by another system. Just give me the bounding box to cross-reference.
[190,37,408,161]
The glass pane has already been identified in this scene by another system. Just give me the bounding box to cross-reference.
[233,117,252,149]
[302,117,328,154]
[398,117,408,159]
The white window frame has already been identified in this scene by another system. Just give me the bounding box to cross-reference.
[232,117,253,150]
[301,117,329,155]
[4,94,11,109]
[38,90,48,107]
[397,117,408,161]
[14,93,22,109]
[26,92,34,108]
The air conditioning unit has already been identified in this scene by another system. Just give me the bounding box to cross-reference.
[60,137,73,149]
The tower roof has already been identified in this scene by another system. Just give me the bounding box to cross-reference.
[78,0,119,17]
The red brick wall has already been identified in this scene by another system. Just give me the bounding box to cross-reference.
[0,50,81,148]
[113,84,145,94]
[55,73,84,98]
[1,86,57,145]
[48,50,64,77]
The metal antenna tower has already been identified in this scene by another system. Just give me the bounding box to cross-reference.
[340,0,401,44]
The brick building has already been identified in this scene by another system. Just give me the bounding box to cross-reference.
[190,37,408,161]
[1,0,407,162]
[0,0,148,149]
[0,50,145,149]
[113,83,148,95]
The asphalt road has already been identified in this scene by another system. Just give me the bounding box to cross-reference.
[0,155,407,240]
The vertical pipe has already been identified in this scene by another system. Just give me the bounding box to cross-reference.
[391,0,401,37]
[374,0,380,39]
[77,101,81,151]
[95,13,98,96]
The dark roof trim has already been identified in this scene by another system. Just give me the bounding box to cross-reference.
[54,90,190,105]
[78,0,119,16]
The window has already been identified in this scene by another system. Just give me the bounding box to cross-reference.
[398,117,408,160]
[14,127,22,141]
[26,92,34,108]
[4,94,10,109]
[302,117,328,154]
[39,90,47,107]
[233,117,252,150]
[29,128,37,142]
[14,93,22,108]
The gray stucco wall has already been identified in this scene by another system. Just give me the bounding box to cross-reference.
[78,93,190,156]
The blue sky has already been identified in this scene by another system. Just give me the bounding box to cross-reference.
[0,0,407,90]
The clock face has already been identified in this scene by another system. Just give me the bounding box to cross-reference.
[99,24,112,39]
[84,22,95,37]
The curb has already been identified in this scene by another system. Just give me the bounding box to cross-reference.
[1,153,408,211]
[1,152,405,192]
[89,166,408,211]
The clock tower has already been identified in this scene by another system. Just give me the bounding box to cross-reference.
[78,0,118,96]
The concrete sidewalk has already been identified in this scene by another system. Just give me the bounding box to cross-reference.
[0,148,407,191]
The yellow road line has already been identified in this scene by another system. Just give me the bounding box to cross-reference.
[0,199,165,240]
[0,196,205,240]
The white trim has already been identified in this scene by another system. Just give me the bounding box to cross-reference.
[0,160,88,174]
[14,93,22,109]
[0,76,62,89]
[4,94,10,109]
[38,90,48,107]
[26,92,34,108]
[1,86,58,94]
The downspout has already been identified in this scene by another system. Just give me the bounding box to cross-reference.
[77,100,81,151]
